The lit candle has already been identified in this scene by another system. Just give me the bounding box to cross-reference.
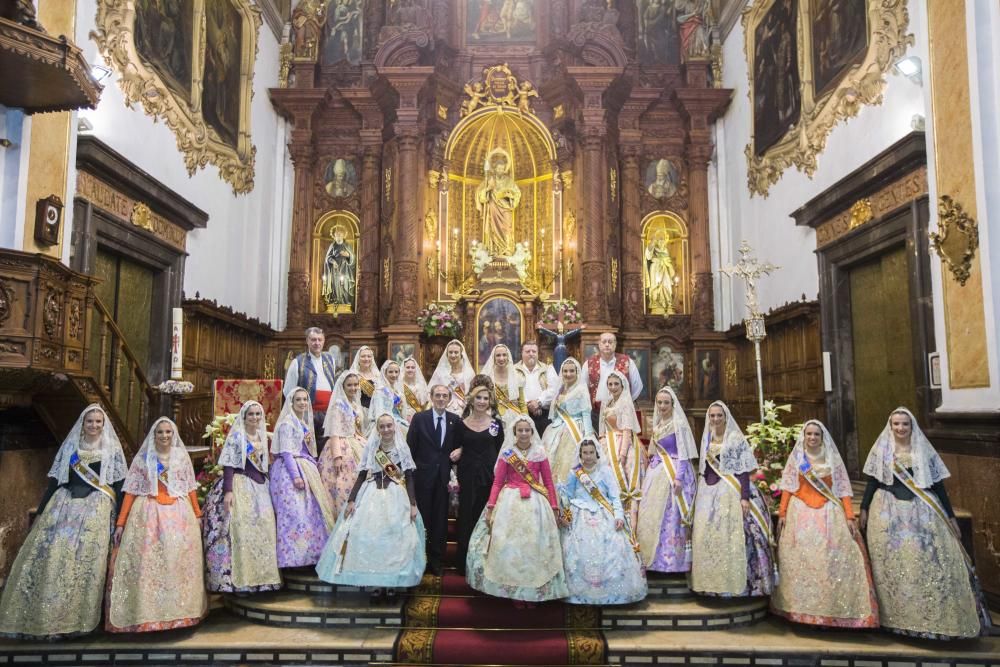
[170,307,183,380]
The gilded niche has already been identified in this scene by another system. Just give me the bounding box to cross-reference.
[93,0,262,194]
[312,211,360,314]
[743,0,913,196]
[641,212,690,316]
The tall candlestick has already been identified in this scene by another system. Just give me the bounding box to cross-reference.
[170,307,183,380]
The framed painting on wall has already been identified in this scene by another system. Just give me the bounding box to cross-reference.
[475,296,523,367]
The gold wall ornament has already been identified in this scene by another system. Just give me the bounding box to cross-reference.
[93,0,262,194]
[724,354,738,387]
[742,0,913,197]
[384,167,393,202]
[930,195,979,287]
[424,209,437,240]
[553,104,565,120]
[640,212,690,316]
[437,104,449,121]
[383,256,392,294]
[848,198,873,230]
[609,167,617,202]
[610,257,619,292]
[130,202,154,232]
[459,63,538,117]
[278,41,293,88]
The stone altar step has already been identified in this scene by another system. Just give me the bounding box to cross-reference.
[601,595,769,631]
[223,590,404,629]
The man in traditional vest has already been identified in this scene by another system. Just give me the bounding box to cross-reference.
[586,332,643,432]
[283,327,338,452]
[514,340,558,437]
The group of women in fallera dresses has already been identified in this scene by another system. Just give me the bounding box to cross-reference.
[0,338,990,641]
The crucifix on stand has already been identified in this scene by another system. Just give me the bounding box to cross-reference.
[721,241,779,422]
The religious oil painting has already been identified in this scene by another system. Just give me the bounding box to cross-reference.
[203,0,243,148]
[311,211,360,314]
[696,349,720,400]
[653,344,685,395]
[811,0,868,96]
[322,0,363,65]
[390,343,417,366]
[645,158,680,200]
[324,158,358,198]
[476,297,522,367]
[467,0,538,44]
[94,0,262,193]
[133,0,195,101]
[626,348,652,401]
[636,0,681,65]
[752,0,801,157]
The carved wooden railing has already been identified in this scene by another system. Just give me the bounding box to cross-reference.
[0,249,155,453]
[84,296,157,449]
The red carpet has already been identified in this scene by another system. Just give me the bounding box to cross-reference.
[394,520,606,665]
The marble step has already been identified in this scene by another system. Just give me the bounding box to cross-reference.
[645,572,694,598]
[601,596,769,631]
[223,590,404,629]
[281,567,366,595]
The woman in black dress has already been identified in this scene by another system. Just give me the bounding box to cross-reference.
[454,377,505,571]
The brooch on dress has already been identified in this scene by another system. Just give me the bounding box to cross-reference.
[488,421,500,436]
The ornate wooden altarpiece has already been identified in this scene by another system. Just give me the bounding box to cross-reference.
[269,0,732,405]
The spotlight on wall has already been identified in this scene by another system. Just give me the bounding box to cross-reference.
[89,64,113,83]
[893,55,922,85]
[77,117,94,134]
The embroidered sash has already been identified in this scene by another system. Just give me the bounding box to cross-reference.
[359,376,376,398]
[452,383,466,404]
[654,440,693,526]
[374,448,406,486]
[892,462,973,568]
[798,460,845,511]
[574,467,643,556]
[403,384,425,413]
[555,403,583,444]
[705,452,772,544]
[245,437,266,472]
[606,424,642,507]
[503,449,549,499]
[353,412,365,440]
[70,452,116,503]
[156,459,170,489]
[495,384,526,416]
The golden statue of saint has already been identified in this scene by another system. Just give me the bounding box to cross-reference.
[645,230,677,313]
[476,147,521,257]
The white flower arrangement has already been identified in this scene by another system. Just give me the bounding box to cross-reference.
[506,242,531,282]
[470,240,493,276]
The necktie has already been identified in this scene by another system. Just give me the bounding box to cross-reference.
[435,415,443,447]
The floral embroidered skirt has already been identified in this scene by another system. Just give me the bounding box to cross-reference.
[867,489,986,639]
[0,488,112,639]
[636,455,695,573]
[203,476,281,593]
[466,487,568,601]
[270,455,336,568]
[106,496,207,632]
[770,497,878,628]
[690,478,774,597]
[561,503,647,605]
[318,435,364,519]
[315,480,425,588]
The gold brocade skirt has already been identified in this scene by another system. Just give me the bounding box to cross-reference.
[230,475,281,590]
[771,498,878,627]
[107,496,207,632]
[867,489,981,638]
[0,488,112,639]
[689,478,746,595]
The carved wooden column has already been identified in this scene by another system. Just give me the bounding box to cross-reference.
[379,67,432,332]
[392,127,421,323]
[286,137,315,329]
[342,89,385,334]
[269,89,327,329]
[674,88,731,332]
[569,67,622,329]
[620,143,645,330]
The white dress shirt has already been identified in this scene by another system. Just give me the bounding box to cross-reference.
[283,353,334,399]
[517,361,558,408]
[593,355,643,403]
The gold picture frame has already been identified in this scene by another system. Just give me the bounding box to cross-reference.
[743,0,913,197]
[93,0,261,194]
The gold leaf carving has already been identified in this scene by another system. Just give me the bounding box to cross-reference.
[930,195,979,287]
[92,0,262,194]
[743,0,914,196]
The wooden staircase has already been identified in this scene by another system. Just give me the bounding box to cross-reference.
[0,249,158,454]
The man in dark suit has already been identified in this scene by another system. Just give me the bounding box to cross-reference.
[406,384,461,575]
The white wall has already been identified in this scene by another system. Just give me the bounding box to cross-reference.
[0,106,30,249]
[73,0,293,327]
[710,0,927,329]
